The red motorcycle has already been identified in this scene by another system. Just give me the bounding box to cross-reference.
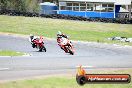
[57,37,74,55]
[29,36,46,52]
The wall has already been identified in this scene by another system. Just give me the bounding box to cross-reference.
[59,11,114,18]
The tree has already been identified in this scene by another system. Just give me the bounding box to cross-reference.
[0,0,10,10]
[0,0,55,12]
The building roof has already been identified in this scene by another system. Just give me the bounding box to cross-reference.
[59,0,116,3]
[40,2,57,6]
[115,0,131,5]
[59,0,131,5]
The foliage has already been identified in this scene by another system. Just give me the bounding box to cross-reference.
[0,0,43,12]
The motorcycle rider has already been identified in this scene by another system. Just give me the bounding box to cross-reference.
[57,31,68,39]
[29,34,40,48]
[57,31,69,43]
[57,31,70,53]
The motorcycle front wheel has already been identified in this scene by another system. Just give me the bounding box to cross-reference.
[39,46,46,52]
[43,46,46,52]
[67,46,74,55]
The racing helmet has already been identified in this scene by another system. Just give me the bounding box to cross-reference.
[30,34,34,40]
[57,31,62,35]
[30,34,34,37]
[57,31,62,36]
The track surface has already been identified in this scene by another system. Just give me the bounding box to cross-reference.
[0,34,132,81]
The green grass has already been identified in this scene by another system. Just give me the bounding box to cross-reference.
[0,15,132,45]
[0,69,132,88]
[0,50,25,56]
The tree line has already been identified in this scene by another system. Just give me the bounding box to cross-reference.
[0,0,54,12]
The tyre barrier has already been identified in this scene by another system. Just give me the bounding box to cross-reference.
[0,10,132,24]
[108,37,132,42]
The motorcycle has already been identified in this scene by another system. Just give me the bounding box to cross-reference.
[29,36,46,52]
[57,37,74,55]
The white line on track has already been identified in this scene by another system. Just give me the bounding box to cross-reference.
[0,68,10,71]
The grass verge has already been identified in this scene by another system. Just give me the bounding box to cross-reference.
[0,15,132,45]
[0,69,132,88]
[0,50,25,56]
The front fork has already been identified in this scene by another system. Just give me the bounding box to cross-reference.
[59,44,68,53]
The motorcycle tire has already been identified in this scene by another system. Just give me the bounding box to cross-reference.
[39,48,43,52]
[68,46,74,55]
[69,50,74,55]
[43,46,46,52]
[39,46,46,52]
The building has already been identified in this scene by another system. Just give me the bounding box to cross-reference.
[40,2,57,15]
[58,0,131,18]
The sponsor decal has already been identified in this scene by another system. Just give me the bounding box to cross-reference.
[76,66,131,85]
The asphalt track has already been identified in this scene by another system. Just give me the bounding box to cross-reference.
[0,34,132,81]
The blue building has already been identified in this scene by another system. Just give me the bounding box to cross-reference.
[40,2,58,15]
[58,0,131,18]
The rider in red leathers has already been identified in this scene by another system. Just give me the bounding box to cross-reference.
[57,31,69,53]
[29,34,43,48]
[29,34,46,52]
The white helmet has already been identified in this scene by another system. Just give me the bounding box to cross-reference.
[29,34,34,41]
[30,34,34,37]
[57,31,62,35]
